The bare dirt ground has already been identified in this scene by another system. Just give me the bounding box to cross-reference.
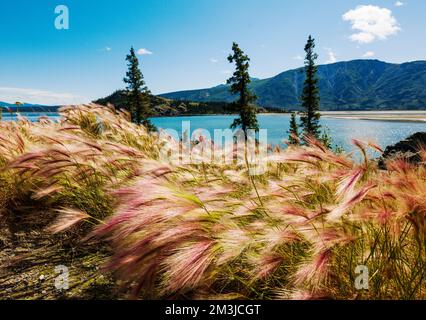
[0,210,118,300]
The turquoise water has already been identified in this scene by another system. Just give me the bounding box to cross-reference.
[2,112,61,122]
[151,114,426,151]
[3,112,426,151]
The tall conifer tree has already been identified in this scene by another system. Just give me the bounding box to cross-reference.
[300,35,321,140]
[227,42,259,138]
[123,47,154,130]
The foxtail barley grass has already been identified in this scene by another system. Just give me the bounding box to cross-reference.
[0,104,424,299]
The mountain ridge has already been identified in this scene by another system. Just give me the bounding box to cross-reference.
[160,59,426,111]
[0,101,59,112]
[0,101,47,107]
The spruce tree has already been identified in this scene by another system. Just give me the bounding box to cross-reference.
[227,42,259,138]
[123,47,154,130]
[288,112,299,145]
[300,35,321,140]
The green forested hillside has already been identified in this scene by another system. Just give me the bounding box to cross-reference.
[94,90,283,116]
[160,60,426,110]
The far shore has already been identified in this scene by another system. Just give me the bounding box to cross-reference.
[259,110,426,123]
[3,109,426,123]
[319,111,426,123]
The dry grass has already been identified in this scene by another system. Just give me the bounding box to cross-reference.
[0,104,424,300]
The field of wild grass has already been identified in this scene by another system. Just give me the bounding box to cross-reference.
[0,104,425,300]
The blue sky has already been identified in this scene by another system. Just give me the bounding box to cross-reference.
[0,0,425,105]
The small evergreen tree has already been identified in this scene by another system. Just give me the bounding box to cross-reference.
[227,42,259,138]
[123,47,155,130]
[300,35,321,140]
[288,112,300,145]
[320,126,333,149]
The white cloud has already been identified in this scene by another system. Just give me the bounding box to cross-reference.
[342,5,400,44]
[0,87,85,105]
[220,70,232,75]
[325,48,337,64]
[363,51,375,58]
[395,1,405,7]
[210,58,218,63]
[137,48,153,55]
[293,55,303,61]
[98,46,112,52]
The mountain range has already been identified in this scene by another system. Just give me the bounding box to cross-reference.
[0,102,59,112]
[0,101,40,107]
[160,60,426,111]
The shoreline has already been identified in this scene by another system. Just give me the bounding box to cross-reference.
[320,111,426,123]
[3,110,426,123]
[321,116,426,123]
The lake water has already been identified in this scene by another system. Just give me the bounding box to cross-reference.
[2,112,61,122]
[150,114,426,152]
[3,112,426,152]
